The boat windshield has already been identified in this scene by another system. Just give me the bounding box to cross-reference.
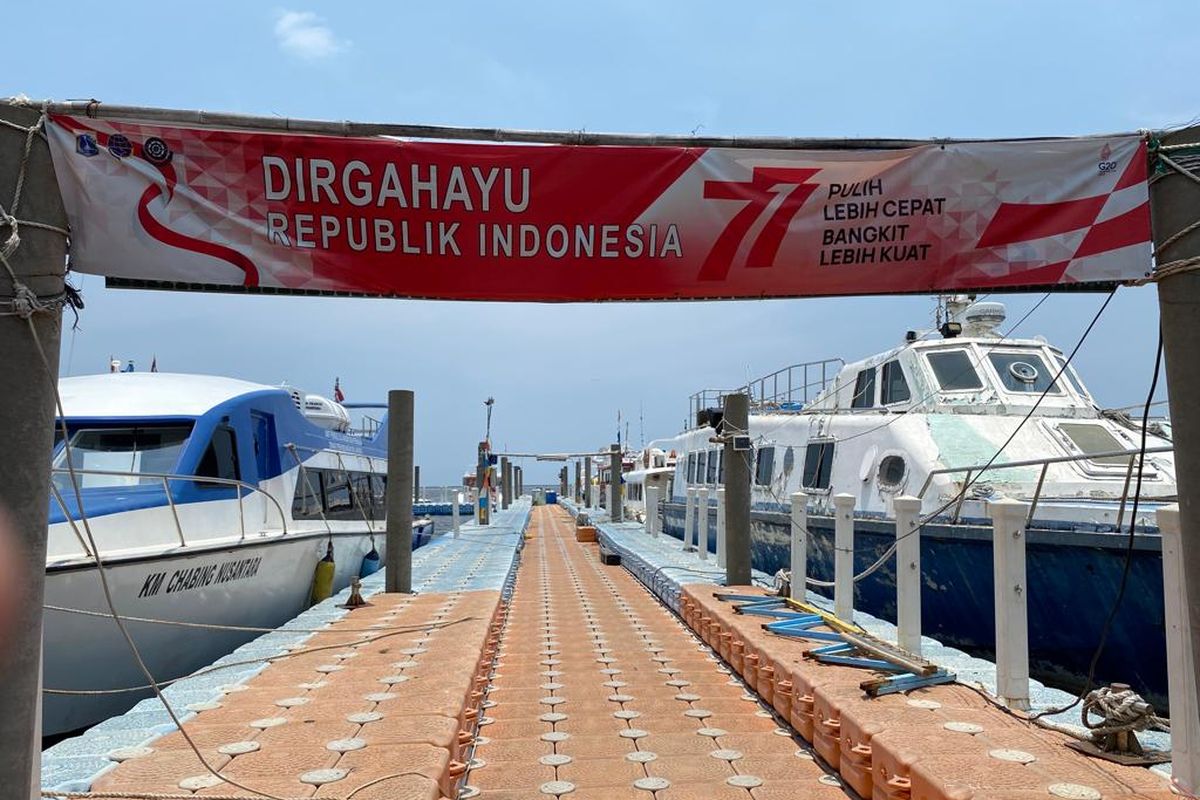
[987,351,1062,395]
[52,425,194,489]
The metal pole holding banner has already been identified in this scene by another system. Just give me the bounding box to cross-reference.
[833,493,855,622]
[697,487,709,561]
[1151,127,1200,738]
[789,492,807,603]
[452,490,461,538]
[609,444,622,522]
[723,392,752,586]
[894,496,923,655]
[683,487,696,551]
[646,485,660,537]
[0,101,67,797]
[385,390,414,594]
[990,498,1030,710]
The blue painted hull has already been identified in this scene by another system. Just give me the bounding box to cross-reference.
[663,503,1169,711]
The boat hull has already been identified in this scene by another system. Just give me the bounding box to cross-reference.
[663,502,1168,711]
[42,523,433,736]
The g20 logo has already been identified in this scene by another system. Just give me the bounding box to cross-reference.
[1098,161,1119,172]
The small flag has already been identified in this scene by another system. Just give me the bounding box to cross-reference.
[334,377,345,403]
[150,355,158,373]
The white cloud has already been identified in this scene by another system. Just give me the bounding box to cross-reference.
[274,10,347,60]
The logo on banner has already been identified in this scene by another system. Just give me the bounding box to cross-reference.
[142,136,173,165]
[107,134,133,159]
[1098,143,1117,172]
[75,134,99,157]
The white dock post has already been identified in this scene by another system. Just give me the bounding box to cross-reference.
[1158,505,1200,792]
[790,492,807,604]
[990,498,1031,710]
[452,491,461,538]
[697,487,710,561]
[716,488,727,568]
[646,485,660,537]
[683,487,696,551]
[893,496,923,655]
[833,493,856,622]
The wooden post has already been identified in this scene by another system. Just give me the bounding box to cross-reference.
[385,390,414,593]
[722,392,752,586]
[893,496,923,654]
[609,443,623,522]
[1151,126,1200,727]
[574,460,582,503]
[697,487,709,561]
[789,492,807,603]
[990,498,1030,710]
[1158,505,1200,791]
[500,456,510,510]
[833,493,856,622]
[413,465,420,503]
[583,456,592,508]
[716,488,726,569]
[0,101,67,795]
[683,486,696,551]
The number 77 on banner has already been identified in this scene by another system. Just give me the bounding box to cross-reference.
[699,166,822,281]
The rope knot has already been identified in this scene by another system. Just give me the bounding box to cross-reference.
[11,281,38,319]
[0,212,19,260]
[1081,684,1167,737]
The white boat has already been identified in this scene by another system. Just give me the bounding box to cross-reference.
[652,297,1178,707]
[44,373,433,735]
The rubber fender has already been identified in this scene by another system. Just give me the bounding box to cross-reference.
[360,546,382,577]
[310,542,335,605]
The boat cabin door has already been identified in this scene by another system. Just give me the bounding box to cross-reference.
[250,411,280,526]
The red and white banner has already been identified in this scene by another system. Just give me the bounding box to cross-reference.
[46,115,1152,301]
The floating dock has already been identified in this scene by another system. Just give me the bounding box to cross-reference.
[44,503,1178,799]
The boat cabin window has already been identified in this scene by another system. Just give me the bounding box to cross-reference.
[196,424,241,485]
[881,360,911,405]
[851,367,876,408]
[1058,423,1129,466]
[754,447,775,486]
[802,441,834,490]
[988,352,1061,395]
[926,350,984,391]
[687,452,697,483]
[706,449,719,483]
[292,466,387,520]
[696,451,708,485]
[1052,354,1090,398]
[293,469,324,518]
[53,425,193,488]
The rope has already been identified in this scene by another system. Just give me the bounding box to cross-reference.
[1080,685,1169,736]
[42,602,459,633]
[43,792,340,800]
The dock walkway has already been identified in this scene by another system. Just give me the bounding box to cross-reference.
[45,503,1179,799]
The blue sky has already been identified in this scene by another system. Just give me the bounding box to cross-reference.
[5,1,1196,484]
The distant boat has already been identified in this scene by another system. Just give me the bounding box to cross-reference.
[647,297,1177,709]
[44,373,433,735]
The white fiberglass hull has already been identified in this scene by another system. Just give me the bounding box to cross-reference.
[42,529,395,736]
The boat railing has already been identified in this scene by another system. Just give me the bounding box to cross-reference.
[688,359,845,421]
[915,445,1174,526]
[49,467,290,554]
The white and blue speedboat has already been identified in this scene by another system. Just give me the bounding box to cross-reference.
[44,372,433,735]
[653,297,1177,710]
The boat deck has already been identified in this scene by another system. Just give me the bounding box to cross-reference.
[51,504,1178,799]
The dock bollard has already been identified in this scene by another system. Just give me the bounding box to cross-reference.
[990,498,1031,710]
[833,493,856,622]
[1157,505,1200,790]
[893,495,923,654]
[697,487,710,561]
[715,488,726,569]
[790,492,807,603]
[683,487,697,552]
[646,485,660,537]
